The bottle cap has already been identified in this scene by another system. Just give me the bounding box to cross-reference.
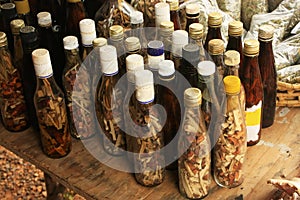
[14,0,30,14]
[244,39,259,56]
[208,12,222,27]
[10,19,25,35]
[79,19,97,46]
[184,88,202,107]
[135,70,154,103]
[130,11,144,24]
[99,45,118,75]
[208,39,224,55]
[197,60,216,76]
[126,54,144,83]
[32,48,53,78]
[155,2,170,16]
[186,3,200,15]
[147,40,164,56]
[158,60,175,77]
[182,43,200,65]
[0,32,8,47]
[160,21,174,37]
[258,24,275,40]
[37,12,52,27]
[166,0,179,11]
[125,37,141,52]
[1,3,17,18]
[93,37,107,48]
[20,26,39,50]
[228,21,243,36]
[223,75,241,94]
[189,23,204,40]
[172,30,188,57]
[63,36,79,50]
[109,25,124,40]
[224,50,240,66]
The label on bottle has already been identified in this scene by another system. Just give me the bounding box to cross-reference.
[245,100,262,142]
[148,54,165,70]
[136,85,155,104]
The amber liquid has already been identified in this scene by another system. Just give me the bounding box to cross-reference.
[226,35,244,69]
[185,13,199,32]
[170,10,181,30]
[204,27,222,51]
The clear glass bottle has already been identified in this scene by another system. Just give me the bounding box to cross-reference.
[208,38,225,80]
[79,18,97,61]
[158,60,180,170]
[131,69,165,186]
[147,40,165,85]
[155,2,170,28]
[96,45,125,156]
[62,36,96,139]
[184,3,200,32]
[0,32,29,132]
[125,36,143,57]
[189,23,206,62]
[130,10,148,50]
[159,21,174,60]
[171,30,188,70]
[10,19,25,71]
[32,48,71,158]
[226,20,243,69]
[204,12,223,51]
[167,0,181,30]
[239,39,263,146]
[258,25,277,128]
[214,76,246,188]
[178,87,211,199]
[20,25,39,130]
[137,0,161,27]
[14,0,35,26]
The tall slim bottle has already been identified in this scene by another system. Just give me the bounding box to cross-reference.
[171,30,188,70]
[79,18,97,60]
[226,21,243,68]
[10,19,25,70]
[159,21,174,60]
[155,2,170,28]
[14,0,35,26]
[130,10,147,49]
[208,39,225,80]
[204,12,223,51]
[38,0,66,28]
[147,40,165,85]
[184,3,200,32]
[189,23,206,62]
[258,25,277,128]
[166,0,181,30]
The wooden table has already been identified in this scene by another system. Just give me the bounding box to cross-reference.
[0,107,299,200]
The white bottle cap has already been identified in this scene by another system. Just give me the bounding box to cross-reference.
[126,54,144,83]
[155,2,170,16]
[172,30,188,57]
[130,11,144,24]
[135,70,154,103]
[63,36,79,50]
[186,3,200,15]
[37,12,52,27]
[32,48,53,78]
[79,19,97,47]
[158,60,175,77]
[99,45,118,75]
[197,61,216,76]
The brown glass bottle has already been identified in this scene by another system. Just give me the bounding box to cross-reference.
[159,21,174,60]
[38,0,66,27]
[167,0,181,30]
[189,23,206,62]
[184,3,200,32]
[226,21,243,69]
[204,12,223,51]
[79,18,96,61]
[10,19,25,71]
[208,39,225,80]
[20,26,39,130]
[239,39,263,146]
[178,0,186,30]
[14,0,36,26]
[258,25,277,128]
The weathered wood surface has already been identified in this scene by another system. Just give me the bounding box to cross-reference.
[0,107,299,200]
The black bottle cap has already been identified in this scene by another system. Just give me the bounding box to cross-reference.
[20,26,39,52]
[0,3,17,18]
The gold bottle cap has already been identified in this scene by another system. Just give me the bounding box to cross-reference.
[224,50,240,66]
[125,36,141,52]
[14,0,30,14]
[184,88,202,107]
[228,20,243,36]
[109,25,124,39]
[167,0,179,11]
[258,24,275,40]
[10,19,25,35]
[208,39,224,55]
[186,3,200,15]
[160,21,174,36]
[223,76,241,94]
[189,23,204,40]
[208,12,222,27]
[244,39,259,56]
[0,32,8,47]
[93,37,107,48]
[67,0,81,3]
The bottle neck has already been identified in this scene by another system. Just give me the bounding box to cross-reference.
[65,48,81,65]
[227,35,242,51]
[224,64,239,77]
[210,54,224,67]
[258,39,274,56]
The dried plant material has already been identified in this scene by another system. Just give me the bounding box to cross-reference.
[178,108,211,199]
[268,178,300,196]
[216,0,241,21]
[241,0,268,30]
[277,65,300,84]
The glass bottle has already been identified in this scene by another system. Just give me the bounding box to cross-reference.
[136,0,161,28]
[37,12,65,89]
[131,69,165,186]
[155,2,170,28]
[0,32,29,131]
[79,18,96,61]
[171,30,188,70]
[130,10,148,50]
[178,87,211,199]
[258,25,277,128]
[239,39,263,146]
[108,25,126,76]
[159,21,174,60]
[184,3,200,32]
[37,0,66,28]
[178,0,186,30]
[62,36,96,139]
[180,43,200,87]
[92,37,107,92]
[10,19,25,71]
[0,0,11,5]
[14,0,35,26]
[208,38,225,80]
[96,45,125,156]
[213,76,246,188]
[226,20,243,69]
[167,0,181,30]
[189,23,206,62]
[204,12,223,51]
[83,0,104,19]
[147,40,165,85]
[157,60,180,170]
[32,48,71,158]
[20,25,39,130]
